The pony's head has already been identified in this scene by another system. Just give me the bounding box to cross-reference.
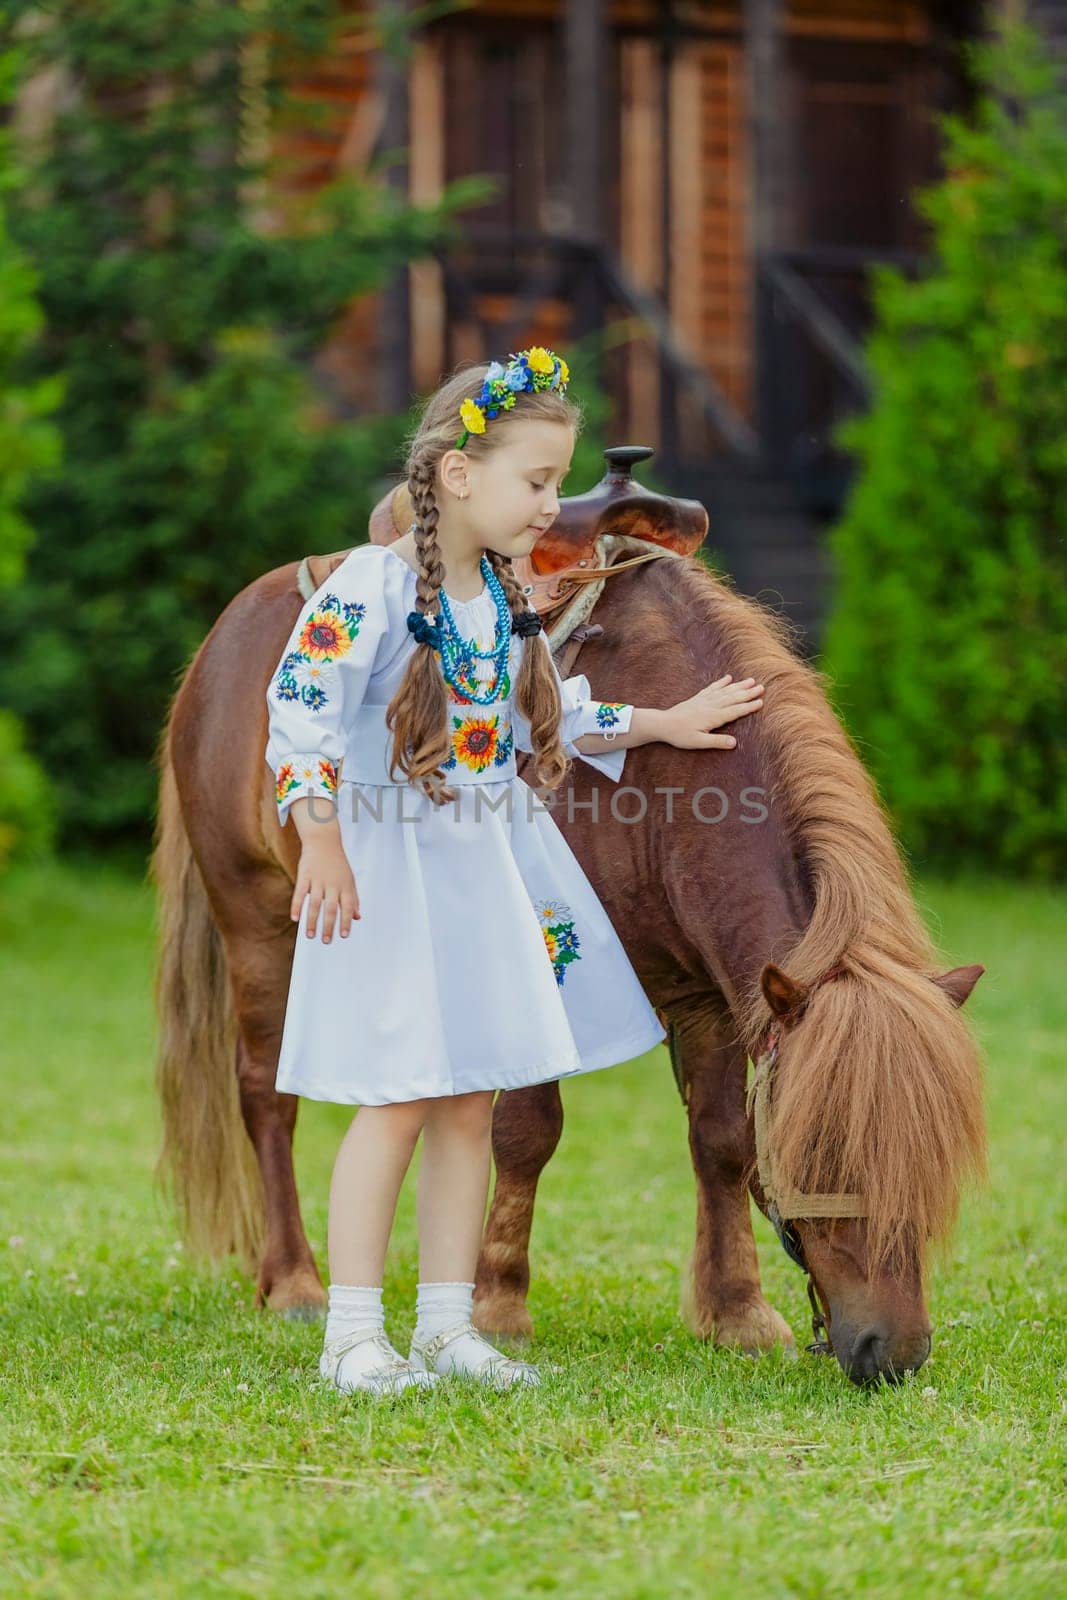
[754,957,986,1385]
[681,552,991,1390]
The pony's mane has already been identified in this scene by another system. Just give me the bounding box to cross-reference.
[672,555,986,1269]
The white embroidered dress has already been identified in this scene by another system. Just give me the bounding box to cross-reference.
[265,541,666,1105]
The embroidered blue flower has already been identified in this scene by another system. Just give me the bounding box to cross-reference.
[271,593,364,711]
[595,701,628,729]
[534,898,582,988]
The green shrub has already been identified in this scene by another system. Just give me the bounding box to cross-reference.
[822,21,1067,879]
[0,2,487,848]
[0,47,62,863]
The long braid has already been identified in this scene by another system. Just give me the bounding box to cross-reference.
[386,357,581,800]
[409,457,447,614]
[384,455,457,805]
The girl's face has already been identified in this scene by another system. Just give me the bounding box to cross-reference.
[441,419,575,563]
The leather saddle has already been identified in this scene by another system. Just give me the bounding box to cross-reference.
[297,445,708,679]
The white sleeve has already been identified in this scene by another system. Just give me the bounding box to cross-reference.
[511,633,635,784]
[265,547,389,827]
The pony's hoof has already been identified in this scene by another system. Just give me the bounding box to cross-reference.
[472,1292,534,1342]
[711,1301,796,1356]
[258,1269,327,1318]
[280,1303,326,1323]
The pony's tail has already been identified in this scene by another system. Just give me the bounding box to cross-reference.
[149,733,265,1274]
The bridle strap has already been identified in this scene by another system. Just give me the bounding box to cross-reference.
[745,960,863,1354]
[746,962,867,1223]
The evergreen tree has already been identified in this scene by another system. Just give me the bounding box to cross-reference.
[0,1,485,846]
[0,42,62,863]
[823,21,1067,878]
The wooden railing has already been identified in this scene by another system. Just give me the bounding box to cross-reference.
[428,226,931,507]
[755,245,927,506]
[432,225,760,474]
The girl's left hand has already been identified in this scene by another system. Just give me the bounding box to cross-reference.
[661,675,764,750]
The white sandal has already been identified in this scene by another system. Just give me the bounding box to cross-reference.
[319,1326,440,1396]
[408,1319,541,1389]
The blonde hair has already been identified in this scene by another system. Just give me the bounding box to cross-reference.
[384,361,585,804]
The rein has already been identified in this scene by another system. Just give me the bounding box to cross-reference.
[746,961,865,1355]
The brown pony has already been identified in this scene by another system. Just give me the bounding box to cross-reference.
[150,485,986,1387]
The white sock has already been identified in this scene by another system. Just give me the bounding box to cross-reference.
[325,1282,385,1342]
[414,1280,475,1340]
[413,1280,535,1379]
[322,1283,420,1391]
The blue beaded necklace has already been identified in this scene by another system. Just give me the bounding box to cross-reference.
[435,555,512,706]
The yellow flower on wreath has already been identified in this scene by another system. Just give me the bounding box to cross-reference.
[459,398,486,435]
[526,346,555,376]
[558,357,570,384]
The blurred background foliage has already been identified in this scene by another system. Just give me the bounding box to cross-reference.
[0,1,492,851]
[0,6,1061,879]
[0,45,63,866]
[823,23,1067,879]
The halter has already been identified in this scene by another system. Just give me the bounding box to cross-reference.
[746,961,866,1354]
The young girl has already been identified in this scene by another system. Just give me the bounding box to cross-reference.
[265,348,765,1396]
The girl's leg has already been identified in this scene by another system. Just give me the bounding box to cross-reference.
[329,1099,428,1283]
[411,1090,539,1386]
[322,1098,435,1395]
[415,1089,494,1281]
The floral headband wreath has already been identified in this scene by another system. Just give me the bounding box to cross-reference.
[404,346,569,653]
[455,345,570,450]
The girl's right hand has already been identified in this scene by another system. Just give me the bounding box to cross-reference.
[291,840,361,942]
[662,675,765,749]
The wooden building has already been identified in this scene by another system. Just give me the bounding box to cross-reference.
[276,0,1063,649]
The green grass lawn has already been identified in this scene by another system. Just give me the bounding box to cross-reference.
[0,857,1064,1598]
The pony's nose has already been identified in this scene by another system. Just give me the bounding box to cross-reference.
[846,1325,888,1384]
[847,1325,932,1386]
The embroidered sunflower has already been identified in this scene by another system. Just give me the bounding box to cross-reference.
[298,593,366,664]
[448,713,501,773]
[534,898,582,988]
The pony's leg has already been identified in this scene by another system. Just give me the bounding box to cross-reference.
[235,1033,325,1316]
[473,1080,563,1341]
[676,1004,795,1354]
[221,916,326,1317]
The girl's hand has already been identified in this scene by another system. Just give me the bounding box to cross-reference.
[291,838,361,942]
[661,675,764,750]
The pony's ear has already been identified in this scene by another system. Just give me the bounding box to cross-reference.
[931,964,985,1009]
[761,962,805,1019]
